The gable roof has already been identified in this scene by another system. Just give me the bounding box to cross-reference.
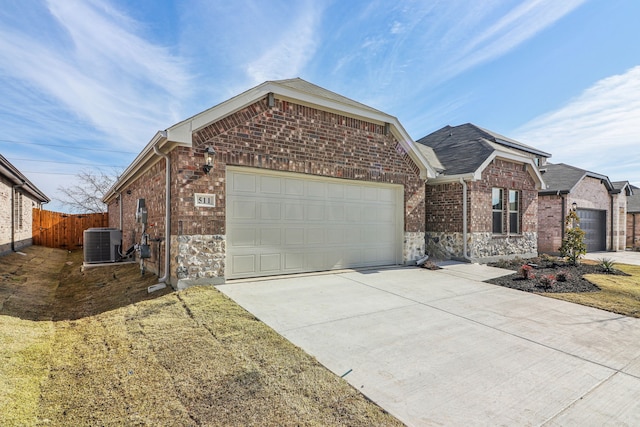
[611,180,633,196]
[416,123,546,188]
[539,163,614,195]
[104,78,437,202]
[0,154,50,203]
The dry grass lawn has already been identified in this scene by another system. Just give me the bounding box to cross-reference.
[0,247,402,426]
[543,263,640,317]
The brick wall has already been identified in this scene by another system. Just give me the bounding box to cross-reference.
[108,159,169,275]
[425,182,464,232]
[537,194,564,254]
[0,176,38,254]
[469,159,538,233]
[425,158,538,260]
[188,97,425,235]
[628,213,640,249]
[108,94,425,281]
[0,176,11,253]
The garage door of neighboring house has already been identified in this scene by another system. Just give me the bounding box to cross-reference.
[577,209,607,252]
[226,167,404,279]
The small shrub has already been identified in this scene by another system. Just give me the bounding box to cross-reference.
[540,274,557,289]
[599,258,616,273]
[559,211,586,265]
[540,253,556,263]
[518,264,534,279]
[421,260,440,270]
[556,270,570,282]
[494,259,511,269]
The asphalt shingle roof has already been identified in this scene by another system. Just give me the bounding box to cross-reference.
[539,163,613,194]
[416,123,548,175]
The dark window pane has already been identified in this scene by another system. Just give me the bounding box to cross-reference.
[509,212,519,233]
[493,211,503,233]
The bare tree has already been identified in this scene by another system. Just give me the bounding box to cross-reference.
[56,168,121,213]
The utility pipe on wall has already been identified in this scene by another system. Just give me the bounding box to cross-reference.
[460,178,472,262]
[153,145,171,284]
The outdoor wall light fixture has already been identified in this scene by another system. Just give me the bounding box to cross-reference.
[572,202,578,211]
[202,147,216,174]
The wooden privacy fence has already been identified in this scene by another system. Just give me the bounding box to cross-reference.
[32,209,109,250]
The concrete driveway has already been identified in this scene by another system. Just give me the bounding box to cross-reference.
[217,265,640,426]
[585,250,640,266]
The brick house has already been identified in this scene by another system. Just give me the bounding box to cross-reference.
[0,154,50,255]
[626,185,640,250]
[537,163,631,254]
[416,123,548,262]
[102,78,438,288]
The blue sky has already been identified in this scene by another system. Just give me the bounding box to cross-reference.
[1,0,639,212]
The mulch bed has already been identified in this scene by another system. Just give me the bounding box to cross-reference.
[486,258,628,293]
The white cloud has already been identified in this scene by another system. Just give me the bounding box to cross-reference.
[0,0,191,150]
[245,2,323,83]
[442,0,586,79]
[515,66,640,185]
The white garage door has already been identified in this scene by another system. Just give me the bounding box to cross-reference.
[226,167,404,279]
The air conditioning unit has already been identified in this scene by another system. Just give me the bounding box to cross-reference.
[84,228,122,263]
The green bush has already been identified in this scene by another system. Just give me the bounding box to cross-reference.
[559,211,586,265]
[599,258,616,273]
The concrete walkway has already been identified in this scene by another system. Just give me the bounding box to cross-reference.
[585,250,640,266]
[217,265,640,426]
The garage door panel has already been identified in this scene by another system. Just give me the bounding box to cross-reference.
[227,168,402,279]
[327,183,345,199]
[230,228,256,247]
[307,228,324,245]
[577,209,606,252]
[232,200,257,219]
[232,173,256,192]
[260,202,281,220]
[284,178,304,196]
[346,186,362,200]
[231,254,256,275]
[284,203,304,220]
[259,228,281,246]
[306,204,325,221]
[285,228,305,245]
[364,187,378,201]
[259,176,281,193]
[307,181,325,198]
[259,253,281,272]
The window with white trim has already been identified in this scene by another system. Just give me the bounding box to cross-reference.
[509,190,520,234]
[14,191,23,230]
[492,188,503,234]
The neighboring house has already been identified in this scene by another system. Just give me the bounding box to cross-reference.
[627,185,640,249]
[537,163,631,254]
[103,78,438,288]
[0,154,50,254]
[416,123,549,262]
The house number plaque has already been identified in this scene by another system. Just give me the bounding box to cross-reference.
[195,193,216,207]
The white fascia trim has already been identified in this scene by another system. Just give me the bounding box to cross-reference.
[103,131,173,203]
[167,81,435,180]
[476,150,546,190]
[427,173,476,184]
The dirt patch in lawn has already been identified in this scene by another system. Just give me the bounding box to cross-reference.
[1,247,402,426]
